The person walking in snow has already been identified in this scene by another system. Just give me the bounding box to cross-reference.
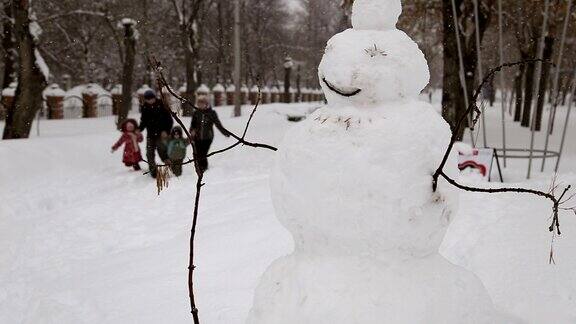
[189,97,230,172]
[111,119,143,171]
[167,126,188,177]
[138,89,174,178]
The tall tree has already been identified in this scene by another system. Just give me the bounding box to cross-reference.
[171,0,206,116]
[513,2,540,128]
[118,20,137,128]
[441,0,493,140]
[533,35,554,131]
[1,0,15,89]
[3,0,48,139]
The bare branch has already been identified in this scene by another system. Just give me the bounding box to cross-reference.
[171,0,185,25]
[433,59,549,192]
[432,59,571,237]
[146,56,277,323]
[37,47,76,74]
[102,14,125,65]
[38,10,107,24]
[439,171,565,234]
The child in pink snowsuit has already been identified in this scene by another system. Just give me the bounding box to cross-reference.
[111,119,143,171]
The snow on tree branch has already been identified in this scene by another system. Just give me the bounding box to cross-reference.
[34,49,49,81]
[37,10,107,24]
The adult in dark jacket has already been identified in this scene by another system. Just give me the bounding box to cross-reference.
[139,90,174,178]
[189,97,230,172]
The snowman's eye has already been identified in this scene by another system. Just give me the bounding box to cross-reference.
[364,44,387,58]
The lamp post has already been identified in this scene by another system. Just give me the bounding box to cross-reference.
[296,64,302,102]
[284,56,294,103]
[62,74,71,91]
[118,19,137,128]
[233,0,242,117]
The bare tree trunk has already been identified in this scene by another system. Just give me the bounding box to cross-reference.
[233,0,241,116]
[257,34,265,84]
[513,66,525,122]
[182,23,200,116]
[141,0,153,86]
[533,36,554,131]
[284,59,292,103]
[338,1,352,31]
[560,76,571,105]
[118,21,137,128]
[442,0,468,140]
[441,0,492,141]
[2,0,47,139]
[442,0,463,138]
[521,53,536,127]
[81,39,90,83]
[216,0,225,83]
[1,0,15,89]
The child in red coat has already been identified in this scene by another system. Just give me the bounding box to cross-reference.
[111,119,143,171]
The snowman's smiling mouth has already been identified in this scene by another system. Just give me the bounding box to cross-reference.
[322,78,362,97]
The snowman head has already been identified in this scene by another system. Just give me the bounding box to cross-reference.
[318,0,430,108]
[351,0,402,30]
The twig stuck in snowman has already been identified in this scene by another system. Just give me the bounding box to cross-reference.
[365,44,387,57]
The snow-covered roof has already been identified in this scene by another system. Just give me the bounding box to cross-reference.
[250,85,259,92]
[226,84,236,92]
[137,84,151,95]
[196,84,210,94]
[43,83,65,98]
[66,84,111,99]
[82,84,100,95]
[270,86,280,93]
[2,84,16,97]
[212,83,225,92]
[1,88,14,97]
[241,85,249,93]
[63,84,112,110]
[262,86,271,93]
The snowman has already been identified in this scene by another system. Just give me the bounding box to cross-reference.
[247,0,504,323]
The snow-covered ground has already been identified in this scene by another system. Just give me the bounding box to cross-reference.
[1,101,575,323]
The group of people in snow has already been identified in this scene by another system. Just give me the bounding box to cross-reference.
[111,89,229,178]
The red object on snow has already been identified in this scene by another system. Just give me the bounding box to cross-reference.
[458,160,487,176]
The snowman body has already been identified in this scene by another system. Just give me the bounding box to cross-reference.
[248,1,501,322]
[248,254,497,324]
[269,101,457,259]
